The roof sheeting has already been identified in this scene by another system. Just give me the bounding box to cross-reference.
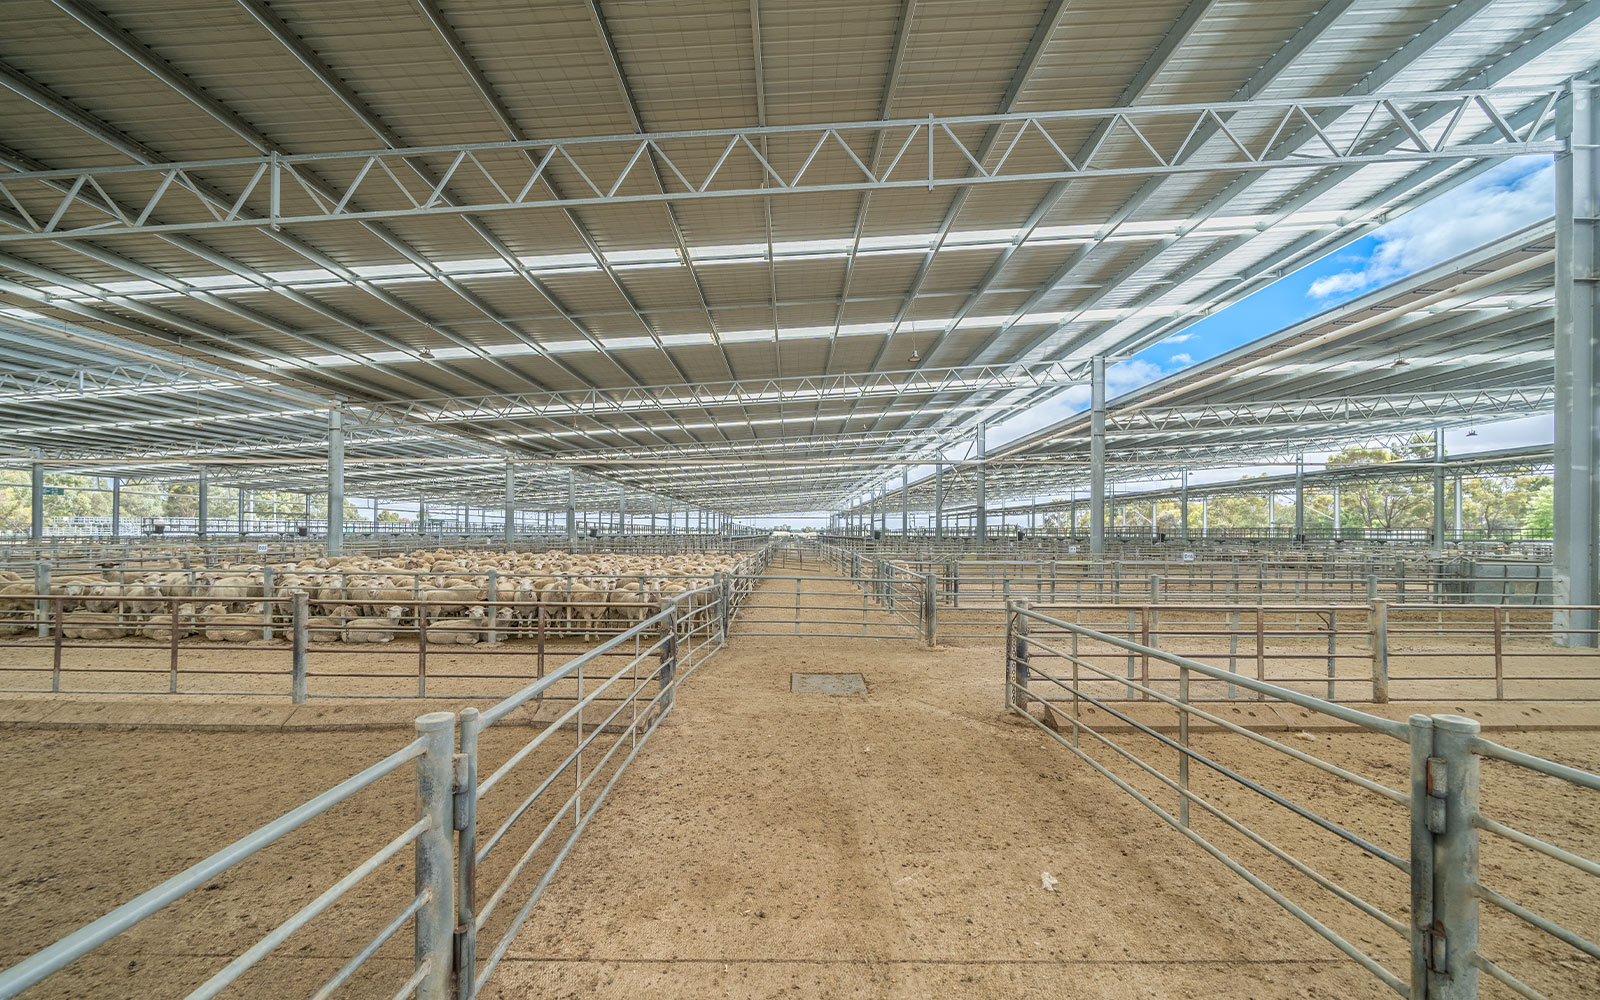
[0,0,1595,513]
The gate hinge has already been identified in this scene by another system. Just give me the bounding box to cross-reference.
[1425,756,1448,834]
[451,753,471,832]
[1426,924,1448,973]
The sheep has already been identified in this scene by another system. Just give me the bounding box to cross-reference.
[423,606,487,645]
[306,610,349,644]
[60,611,129,639]
[344,606,406,644]
[142,604,197,641]
[200,603,269,643]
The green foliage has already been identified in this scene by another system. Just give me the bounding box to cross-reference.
[1031,442,1552,540]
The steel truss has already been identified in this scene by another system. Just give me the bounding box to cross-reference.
[1105,386,1557,433]
[0,89,1563,243]
[362,361,1083,424]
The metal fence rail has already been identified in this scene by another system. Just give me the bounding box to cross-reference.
[0,570,745,700]
[0,584,731,999]
[0,715,455,1000]
[1003,601,1600,999]
[730,573,924,639]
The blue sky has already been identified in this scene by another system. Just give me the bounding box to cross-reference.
[761,154,1561,525]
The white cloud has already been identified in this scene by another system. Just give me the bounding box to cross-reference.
[1170,352,1192,365]
[1164,333,1193,344]
[1307,157,1553,301]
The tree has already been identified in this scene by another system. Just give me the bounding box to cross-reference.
[1524,483,1554,537]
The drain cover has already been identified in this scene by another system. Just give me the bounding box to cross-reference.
[791,672,867,695]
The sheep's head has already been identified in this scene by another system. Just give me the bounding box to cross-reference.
[385,606,406,621]
[467,606,488,620]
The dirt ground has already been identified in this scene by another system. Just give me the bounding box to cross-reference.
[2,567,1598,999]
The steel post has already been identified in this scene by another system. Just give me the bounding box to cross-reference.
[934,462,944,539]
[197,466,209,539]
[1553,84,1597,645]
[974,422,987,546]
[1294,456,1305,542]
[1453,473,1464,541]
[1426,715,1482,1000]
[1371,599,1389,703]
[110,477,120,538]
[327,411,344,555]
[503,463,515,546]
[413,711,456,1000]
[1433,429,1447,548]
[1090,356,1106,556]
[29,459,43,541]
[455,708,480,1000]
[1179,470,1189,541]
[565,469,576,543]
[291,591,308,704]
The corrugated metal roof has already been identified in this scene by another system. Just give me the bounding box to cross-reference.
[0,0,1594,513]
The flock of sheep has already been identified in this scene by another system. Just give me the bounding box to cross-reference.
[0,547,751,645]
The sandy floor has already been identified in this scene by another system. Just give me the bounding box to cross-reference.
[2,568,1598,999]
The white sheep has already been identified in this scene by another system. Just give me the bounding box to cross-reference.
[344,605,406,643]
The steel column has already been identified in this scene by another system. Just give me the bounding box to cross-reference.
[901,469,909,536]
[110,477,120,538]
[565,469,576,541]
[974,421,987,545]
[197,466,209,539]
[238,486,246,536]
[1453,473,1464,541]
[934,462,944,539]
[503,462,515,545]
[1294,456,1305,542]
[1554,80,1598,646]
[1433,429,1448,547]
[327,411,344,555]
[1180,470,1189,541]
[1090,355,1106,556]
[29,459,42,541]
[1332,486,1341,541]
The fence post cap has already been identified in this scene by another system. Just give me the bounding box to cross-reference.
[1432,714,1481,735]
[414,711,454,732]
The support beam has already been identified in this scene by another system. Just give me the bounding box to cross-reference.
[934,462,944,539]
[974,422,987,545]
[1332,486,1341,542]
[197,466,209,539]
[1294,455,1306,542]
[327,411,344,555]
[566,470,576,542]
[901,469,909,536]
[0,89,1558,244]
[29,458,42,541]
[1433,429,1447,547]
[1179,470,1189,541]
[238,486,247,536]
[1555,80,1598,646]
[1201,495,1209,539]
[618,485,627,536]
[1454,473,1465,541]
[504,462,515,546]
[110,477,120,538]
[1090,356,1106,556]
